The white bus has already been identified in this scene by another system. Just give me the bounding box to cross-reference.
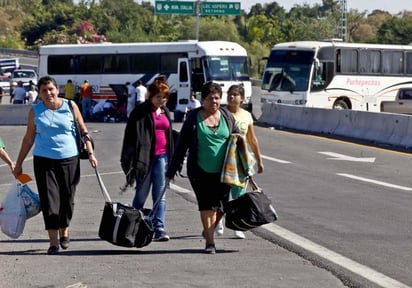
[0,57,20,76]
[260,40,412,112]
[38,41,252,119]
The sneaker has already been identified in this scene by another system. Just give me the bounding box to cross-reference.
[153,230,170,242]
[204,243,216,254]
[215,219,224,236]
[234,230,246,239]
[47,245,59,255]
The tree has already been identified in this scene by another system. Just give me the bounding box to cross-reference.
[376,15,412,44]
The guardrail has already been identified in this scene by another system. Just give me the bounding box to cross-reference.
[0,47,38,58]
[258,103,412,149]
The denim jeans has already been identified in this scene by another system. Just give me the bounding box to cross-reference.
[132,154,168,232]
[82,98,92,120]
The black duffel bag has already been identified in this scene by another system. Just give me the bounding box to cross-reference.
[98,202,153,248]
[225,177,278,231]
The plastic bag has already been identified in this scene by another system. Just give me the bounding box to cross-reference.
[0,181,27,239]
[20,184,41,219]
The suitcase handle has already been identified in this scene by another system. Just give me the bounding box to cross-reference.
[94,168,112,203]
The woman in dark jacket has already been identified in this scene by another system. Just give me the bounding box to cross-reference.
[167,82,239,254]
[121,79,173,241]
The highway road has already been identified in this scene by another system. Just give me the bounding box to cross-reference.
[2,69,412,287]
[169,119,412,287]
[2,118,412,287]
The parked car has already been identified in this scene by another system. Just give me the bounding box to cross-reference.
[10,69,38,90]
[0,70,10,95]
[381,88,412,114]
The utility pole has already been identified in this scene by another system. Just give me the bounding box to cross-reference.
[195,0,201,40]
[340,0,347,42]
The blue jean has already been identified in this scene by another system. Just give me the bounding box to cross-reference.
[82,98,92,119]
[132,154,168,232]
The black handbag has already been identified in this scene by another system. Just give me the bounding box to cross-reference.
[94,168,164,248]
[68,100,94,159]
[224,177,278,231]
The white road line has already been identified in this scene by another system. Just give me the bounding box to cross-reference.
[169,183,192,194]
[73,172,411,287]
[263,223,410,288]
[261,154,291,164]
[337,173,412,191]
[319,152,376,162]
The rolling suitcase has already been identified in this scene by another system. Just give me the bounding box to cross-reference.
[95,168,165,248]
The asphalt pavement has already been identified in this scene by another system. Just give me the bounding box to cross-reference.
[0,122,347,288]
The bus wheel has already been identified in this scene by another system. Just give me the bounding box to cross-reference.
[333,100,349,110]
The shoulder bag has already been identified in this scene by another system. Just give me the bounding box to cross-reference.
[68,100,94,159]
[224,176,278,231]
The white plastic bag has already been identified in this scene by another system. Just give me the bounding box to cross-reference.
[20,184,41,219]
[0,181,27,239]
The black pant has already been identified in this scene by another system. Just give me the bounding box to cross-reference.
[33,156,80,230]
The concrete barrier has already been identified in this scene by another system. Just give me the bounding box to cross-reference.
[0,104,31,125]
[258,103,412,149]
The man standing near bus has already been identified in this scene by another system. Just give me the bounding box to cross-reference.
[63,79,76,101]
[126,81,136,118]
[135,80,147,106]
[79,80,93,120]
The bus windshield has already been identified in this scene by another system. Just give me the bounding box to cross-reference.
[205,56,249,81]
[262,50,314,92]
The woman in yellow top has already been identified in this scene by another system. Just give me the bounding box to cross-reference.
[217,84,264,239]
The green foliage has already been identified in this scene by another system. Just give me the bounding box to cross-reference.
[376,16,412,44]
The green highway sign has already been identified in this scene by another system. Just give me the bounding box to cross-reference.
[154,1,195,15]
[201,2,241,15]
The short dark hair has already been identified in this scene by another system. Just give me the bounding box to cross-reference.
[37,76,57,90]
[201,82,222,100]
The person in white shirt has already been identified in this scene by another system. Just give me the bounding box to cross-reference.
[135,80,147,106]
[186,93,201,112]
[126,82,136,118]
[27,85,38,104]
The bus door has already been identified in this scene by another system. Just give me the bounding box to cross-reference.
[175,58,191,122]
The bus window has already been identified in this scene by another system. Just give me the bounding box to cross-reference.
[382,51,403,74]
[179,61,188,82]
[130,54,159,74]
[48,55,75,74]
[337,49,358,73]
[103,54,129,73]
[160,53,186,73]
[407,52,412,74]
[359,50,380,73]
[78,55,102,74]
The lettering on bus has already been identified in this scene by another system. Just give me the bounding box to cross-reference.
[346,78,381,87]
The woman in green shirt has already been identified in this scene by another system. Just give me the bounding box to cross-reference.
[167,82,239,254]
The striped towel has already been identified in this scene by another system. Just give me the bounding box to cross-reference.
[221,134,254,188]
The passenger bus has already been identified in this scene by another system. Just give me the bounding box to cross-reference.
[38,41,252,119]
[260,40,412,112]
[0,57,20,76]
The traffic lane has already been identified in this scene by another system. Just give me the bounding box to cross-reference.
[253,127,412,286]
[254,126,412,190]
